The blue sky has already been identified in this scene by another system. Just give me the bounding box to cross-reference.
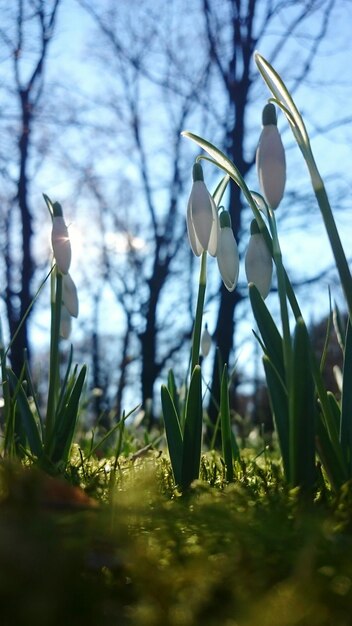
[2,0,352,407]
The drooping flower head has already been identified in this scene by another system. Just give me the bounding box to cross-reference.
[245,219,273,299]
[216,210,239,292]
[256,103,286,210]
[51,201,71,274]
[187,162,219,256]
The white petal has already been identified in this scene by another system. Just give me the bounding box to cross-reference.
[216,227,239,292]
[245,233,272,299]
[62,273,79,318]
[60,304,72,339]
[207,195,219,257]
[256,125,286,210]
[187,199,203,256]
[201,326,212,357]
[187,181,219,254]
[51,216,71,274]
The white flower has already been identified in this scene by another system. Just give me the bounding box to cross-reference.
[62,273,79,318]
[201,324,212,357]
[216,211,239,292]
[245,220,272,299]
[60,304,72,339]
[51,215,71,274]
[187,163,219,256]
[256,103,286,210]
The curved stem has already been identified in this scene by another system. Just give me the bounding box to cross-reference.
[308,157,352,319]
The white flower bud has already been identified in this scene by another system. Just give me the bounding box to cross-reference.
[216,211,239,292]
[256,104,286,210]
[62,273,79,318]
[201,324,212,357]
[245,221,273,299]
[187,163,219,256]
[60,304,72,339]
[51,216,71,274]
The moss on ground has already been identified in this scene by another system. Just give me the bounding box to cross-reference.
[1,452,352,626]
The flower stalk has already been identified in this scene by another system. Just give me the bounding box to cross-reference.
[191,251,207,374]
[45,268,62,446]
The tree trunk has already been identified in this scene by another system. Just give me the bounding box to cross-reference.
[8,90,34,377]
[140,249,168,427]
[207,181,243,438]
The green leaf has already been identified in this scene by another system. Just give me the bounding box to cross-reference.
[56,345,74,417]
[183,131,258,215]
[254,52,310,149]
[182,365,203,489]
[340,318,352,474]
[7,369,43,458]
[327,391,341,433]
[262,356,290,480]
[167,369,180,421]
[333,302,346,352]
[319,303,332,375]
[249,283,285,382]
[290,318,316,493]
[161,384,183,486]
[212,174,230,207]
[316,417,347,492]
[24,352,43,432]
[49,365,87,465]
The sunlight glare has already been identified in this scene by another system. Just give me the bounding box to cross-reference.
[105,231,146,254]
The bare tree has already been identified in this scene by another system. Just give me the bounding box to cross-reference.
[0,0,62,375]
[65,0,220,423]
[75,0,352,428]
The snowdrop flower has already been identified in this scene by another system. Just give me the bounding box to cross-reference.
[62,273,79,318]
[245,220,272,299]
[256,103,286,210]
[51,213,71,274]
[216,211,239,292]
[187,162,219,256]
[60,304,72,339]
[201,323,212,357]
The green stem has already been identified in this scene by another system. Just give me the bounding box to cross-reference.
[45,269,62,446]
[191,251,207,374]
[268,208,292,380]
[267,208,294,482]
[308,158,352,319]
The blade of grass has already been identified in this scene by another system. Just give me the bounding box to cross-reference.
[333,303,346,352]
[262,355,290,480]
[79,405,139,465]
[220,364,237,482]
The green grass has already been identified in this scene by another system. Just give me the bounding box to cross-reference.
[1,451,352,626]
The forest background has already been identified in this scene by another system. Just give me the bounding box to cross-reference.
[1,0,351,429]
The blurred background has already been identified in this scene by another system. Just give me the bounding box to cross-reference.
[0,0,351,431]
